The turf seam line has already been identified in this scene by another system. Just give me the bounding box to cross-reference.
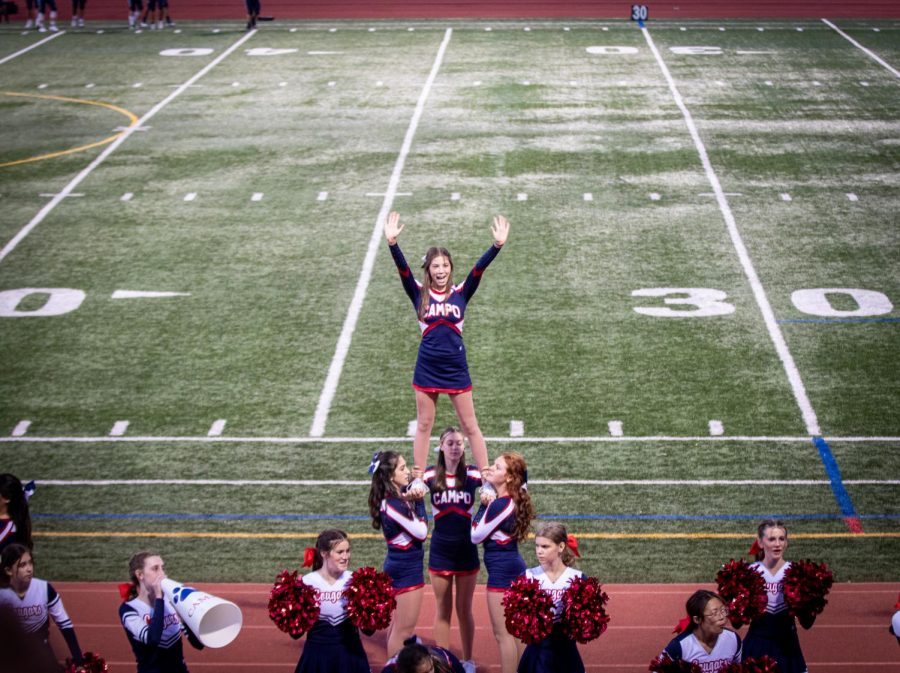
[0,29,258,265]
[641,25,821,437]
[821,18,900,78]
[309,27,454,437]
[0,30,65,66]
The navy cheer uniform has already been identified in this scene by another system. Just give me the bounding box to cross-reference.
[424,464,481,576]
[471,497,525,592]
[0,578,83,667]
[517,565,585,673]
[120,596,202,673]
[380,495,428,593]
[296,570,369,673]
[662,628,741,673]
[389,242,501,393]
[742,561,807,673]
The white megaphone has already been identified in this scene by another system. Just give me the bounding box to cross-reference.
[161,578,243,648]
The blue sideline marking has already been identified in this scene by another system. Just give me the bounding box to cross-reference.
[813,436,863,532]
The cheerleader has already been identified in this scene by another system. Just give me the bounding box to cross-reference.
[0,543,84,669]
[660,590,741,672]
[368,450,429,657]
[119,551,203,673]
[471,452,535,673]
[517,522,585,673]
[383,211,509,488]
[0,473,33,553]
[423,427,481,671]
[295,529,369,673]
[742,519,808,673]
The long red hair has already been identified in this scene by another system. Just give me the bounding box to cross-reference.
[500,452,535,542]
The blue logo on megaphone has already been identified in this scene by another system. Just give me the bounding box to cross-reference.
[171,586,196,605]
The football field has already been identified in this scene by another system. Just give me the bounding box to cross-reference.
[0,17,897,584]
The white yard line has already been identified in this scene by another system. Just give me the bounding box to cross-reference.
[821,19,900,78]
[0,29,258,265]
[309,28,454,437]
[2,435,898,444]
[31,478,900,487]
[641,26,821,437]
[0,31,65,66]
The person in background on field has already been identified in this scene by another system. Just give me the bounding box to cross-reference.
[127,0,142,28]
[70,0,85,26]
[383,211,509,497]
[0,543,85,670]
[295,529,370,673]
[517,522,586,673]
[245,0,260,30]
[35,0,59,32]
[659,590,741,672]
[381,636,465,673]
[23,0,38,28]
[471,452,535,673]
[423,427,481,673]
[119,551,204,673]
[742,519,809,673]
[368,450,428,657]
[0,473,33,554]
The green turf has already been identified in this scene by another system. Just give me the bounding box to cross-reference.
[0,19,897,583]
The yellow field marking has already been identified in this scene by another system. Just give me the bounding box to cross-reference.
[34,531,900,541]
[0,92,139,168]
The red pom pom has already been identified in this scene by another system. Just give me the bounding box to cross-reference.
[560,576,610,643]
[343,566,396,632]
[742,655,782,673]
[501,576,555,644]
[783,559,833,624]
[672,616,691,634]
[268,569,321,638]
[65,652,107,673]
[648,654,702,673]
[715,559,768,628]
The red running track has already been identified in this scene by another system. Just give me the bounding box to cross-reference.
[48,582,899,671]
[19,0,900,22]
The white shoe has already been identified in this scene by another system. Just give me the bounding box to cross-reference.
[24,19,34,28]
[38,25,47,32]
[71,17,77,26]
[462,661,476,673]
[139,21,147,27]
[48,24,58,31]
[157,21,163,29]
[78,18,84,26]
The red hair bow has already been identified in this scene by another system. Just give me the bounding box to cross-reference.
[748,539,761,558]
[118,582,134,601]
[566,534,581,558]
[672,616,692,634]
[302,547,317,568]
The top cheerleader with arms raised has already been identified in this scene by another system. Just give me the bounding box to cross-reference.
[384,211,509,492]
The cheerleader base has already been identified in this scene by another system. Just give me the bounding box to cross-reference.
[743,611,808,673]
[516,623,584,673]
[295,620,369,673]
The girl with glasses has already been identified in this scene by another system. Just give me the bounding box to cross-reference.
[659,589,741,671]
